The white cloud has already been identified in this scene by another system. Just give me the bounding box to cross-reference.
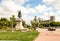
[0,0,20,18]
[41,12,52,20]
[43,0,55,3]
[49,12,56,16]
[55,16,60,22]
[44,12,49,16]
[35,5,46,12]
[0,0,30,17]
[2,0,29,5]
[22,14,34,24]
[13,0,29,5]
[28,8,37,14]
[46,7,54,11]
[39,15,49,21]
[42,0,60,22]
[26,4,31,8]
[0,0,36,24]
[43,0,60,10]
[0,0,60,24]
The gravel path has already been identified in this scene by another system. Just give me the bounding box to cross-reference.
[35,28,60,41]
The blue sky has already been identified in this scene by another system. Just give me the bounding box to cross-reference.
[0,0,60,24]
[23,0,43,7]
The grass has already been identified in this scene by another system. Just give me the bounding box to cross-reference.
[0,31,39,41]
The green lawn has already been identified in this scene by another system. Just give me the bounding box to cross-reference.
[0,31,39,41]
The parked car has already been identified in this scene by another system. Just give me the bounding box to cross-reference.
[48,27,56,31]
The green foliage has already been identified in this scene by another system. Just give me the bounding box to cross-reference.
[10,15,16,22]
[0,15,16,29]
[40,22,60,27]
[34,16,37,22]
[30,16,60,28]
[41,22,50,27]
[38,23,44,28]
[22,20,30,28]
[50,22,60,27]
[10,15,16,28]
[0,18,9,29]
[22,20,26,27]
[31,16,39,30]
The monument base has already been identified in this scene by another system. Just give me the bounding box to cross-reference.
[20,28,29,32]
[15,19,24,30]
[15,20,29,32]
[15,25,29,32]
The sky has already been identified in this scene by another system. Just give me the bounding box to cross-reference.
[0,0,60,24]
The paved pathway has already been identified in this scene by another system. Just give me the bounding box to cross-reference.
[35,28,60,41]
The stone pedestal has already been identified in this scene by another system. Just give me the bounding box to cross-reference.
[15,18,24,30]
[15,18,29,32]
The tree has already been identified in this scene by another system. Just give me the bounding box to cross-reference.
[22,20,26,28]
[34,16,37,22]
[50,22,60,27]
[41,22,50,27]
[0,18,9,29]
[10,15,16,22]
[31,16,38,31]
[38,18,42,22]
[10,15,16,28]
